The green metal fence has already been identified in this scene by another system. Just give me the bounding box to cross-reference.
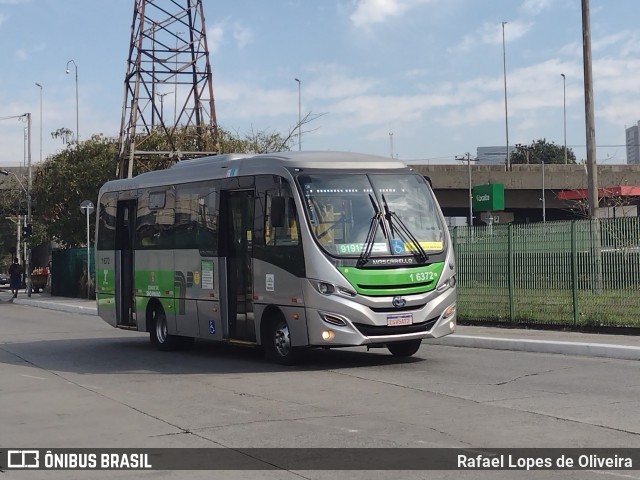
[51,247,95,299]
[451,218,640,328]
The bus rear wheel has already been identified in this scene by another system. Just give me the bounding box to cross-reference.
[387,339,422,357]
[150,305,180,351]
[265,317,301,365]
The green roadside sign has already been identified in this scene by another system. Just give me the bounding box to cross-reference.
[472,183,505,212]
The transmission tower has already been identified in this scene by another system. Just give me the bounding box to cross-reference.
[117,0,219,179]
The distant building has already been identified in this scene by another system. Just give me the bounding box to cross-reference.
[476,146,517,165]
[626,122,640,165]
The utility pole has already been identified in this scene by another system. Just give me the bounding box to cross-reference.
[582,0,598,218]
[502,21,510,171]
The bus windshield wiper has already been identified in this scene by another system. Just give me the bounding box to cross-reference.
[381,194,428,263]
[357,194,385,266]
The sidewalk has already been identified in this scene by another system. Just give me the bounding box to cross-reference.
[2,290,640,361]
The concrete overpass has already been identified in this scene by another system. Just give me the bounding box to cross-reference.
[411,164,640,224]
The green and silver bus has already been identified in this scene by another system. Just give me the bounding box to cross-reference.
[95,151,456,364]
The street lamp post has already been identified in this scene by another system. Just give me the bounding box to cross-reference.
[456,153,474,226]
[561,73,567,164]
[66,60,79,143]
[2,128,32,297]
[80,200,94,296]
[542,160,546,223]
[157,91,172,125]
[174,31,184,124]
[502,21,510,171]
[35,83,43,164]
[294,78,301,151]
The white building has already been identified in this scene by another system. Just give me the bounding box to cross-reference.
[626,122,640,165]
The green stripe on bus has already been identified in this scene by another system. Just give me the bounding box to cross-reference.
[338,262,445,296]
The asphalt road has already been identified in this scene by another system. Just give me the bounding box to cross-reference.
[1,302,639,480]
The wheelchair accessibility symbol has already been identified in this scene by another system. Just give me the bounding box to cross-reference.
[391,239,405,254]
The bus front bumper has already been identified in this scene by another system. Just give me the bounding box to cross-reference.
[305,288,457,348]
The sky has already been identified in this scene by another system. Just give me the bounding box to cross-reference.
[1,0,639,168]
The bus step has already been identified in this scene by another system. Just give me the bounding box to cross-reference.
[227,339,258,347]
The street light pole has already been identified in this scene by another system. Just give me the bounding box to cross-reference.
[1,113,32,296]
[174,31,184,125]
[542,160,546,223]
[157,91,172,125]
[502,21,510,171]
[35,83,42,164]
[561,73,567,164]
[294,78,301,151]
[80,200,94,296]
[581,0,598,218]
[456,154,474,226]
[467,152,473,226]
[66,60,79,143]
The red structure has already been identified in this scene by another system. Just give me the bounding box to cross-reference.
[117,0,219,179]
[557,186,640,201]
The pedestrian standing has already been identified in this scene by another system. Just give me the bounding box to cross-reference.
[8,258,23,299]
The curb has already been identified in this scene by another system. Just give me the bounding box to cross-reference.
[431,334,640,361]
[13,299,97,316]
[5,299,640,361]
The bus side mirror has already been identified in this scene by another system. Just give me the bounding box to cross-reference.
[271,197,286,227]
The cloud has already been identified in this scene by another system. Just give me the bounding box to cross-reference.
[349,0,431,28]
[207,24,225,53]
[521,0,554,15]
[449,20,533,53]
[232,22,253,48]
[207,20,253,52]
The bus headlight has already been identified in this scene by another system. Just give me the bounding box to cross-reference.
[437,275,456,292]
[311,280,356,297]
[316,281,335,295]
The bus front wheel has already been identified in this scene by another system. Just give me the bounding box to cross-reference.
[387,339,422,357]
[265,317,301,365]
[150,305,180,351]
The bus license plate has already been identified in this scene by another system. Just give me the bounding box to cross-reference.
[387,313,413,326]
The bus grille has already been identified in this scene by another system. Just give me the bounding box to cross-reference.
[352,316,439,337]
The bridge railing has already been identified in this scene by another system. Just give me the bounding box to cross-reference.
[451,217,640,329]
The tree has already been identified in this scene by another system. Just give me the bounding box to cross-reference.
[31,134,118,247]
[511,138,577,165]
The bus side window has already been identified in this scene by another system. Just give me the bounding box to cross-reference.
[136,189,175,249]
[97,192,117,250]
[265,186,299,247]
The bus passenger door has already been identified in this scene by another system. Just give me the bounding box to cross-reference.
[221,190,255,342]
[115,199,136,327]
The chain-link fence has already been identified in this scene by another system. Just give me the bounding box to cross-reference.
[452,218,640,328]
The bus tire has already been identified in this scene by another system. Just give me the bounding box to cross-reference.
[264,316,301,365]
[387,339,422,357]
[150,305,180,351]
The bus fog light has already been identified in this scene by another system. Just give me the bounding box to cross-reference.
[322,330,335,341]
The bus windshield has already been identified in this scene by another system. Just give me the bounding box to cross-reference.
[297,173,444,258]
